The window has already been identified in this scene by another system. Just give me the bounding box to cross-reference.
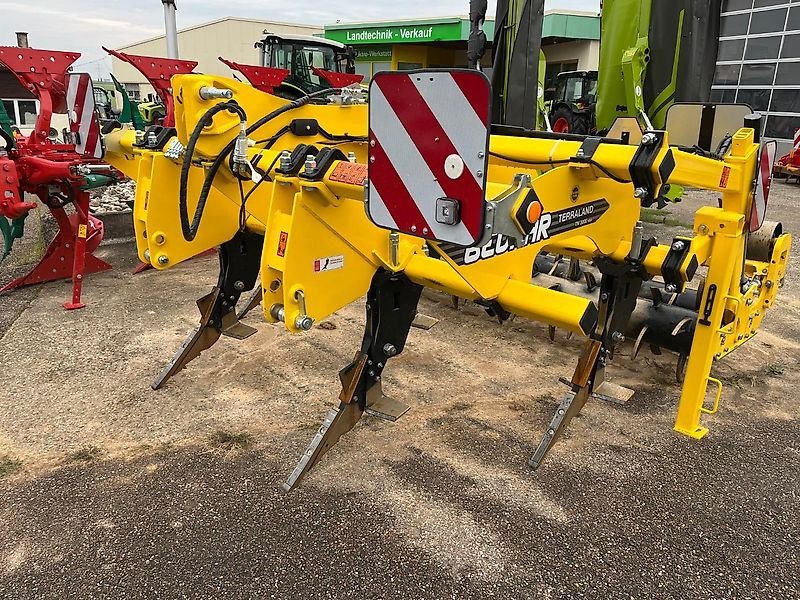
[711,88,738,103]
[740,63,776,85]
[17,101,37,126]
[544,61,578,91]
[754,0,786,7]
[723,0,752,12]
[372,62,391,75]
[781,34,800,58]
[714,64,742,85]
[0,98,40,128]
[788,7,800,31]
[721,13,750,36]
[719,39,746,61]
[749,8,788,34]
[397,62,422,70]
[1,100,14,122]
[771,89,800,112]
[737,88,772,111]
[765,114,800,138]
[776,61,800,84]
[745,35,782,59]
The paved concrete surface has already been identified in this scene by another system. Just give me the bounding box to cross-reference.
[0,185,798,598]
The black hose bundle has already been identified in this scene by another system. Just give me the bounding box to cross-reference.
[178,88,343,242]
[179,101,246,241]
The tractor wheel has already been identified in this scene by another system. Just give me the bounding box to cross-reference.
[550,106,589,135]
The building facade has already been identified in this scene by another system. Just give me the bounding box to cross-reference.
[712,0,800,151]
[112,18,321,100]
[323,11,600,87]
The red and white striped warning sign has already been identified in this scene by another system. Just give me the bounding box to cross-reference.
[367,70,490,246]
[750,140,777,232]
[66,73,103,159]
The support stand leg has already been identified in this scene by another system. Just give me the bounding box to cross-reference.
[64,191,91,310]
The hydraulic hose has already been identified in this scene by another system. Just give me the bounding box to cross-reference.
[181,87,344,242]
[179,100,247,241]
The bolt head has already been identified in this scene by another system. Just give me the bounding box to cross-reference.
[233,280,245,291]
[383,343,398,357]
[157,255,169,265]
[672,241,685,252]
[295,315,314,331]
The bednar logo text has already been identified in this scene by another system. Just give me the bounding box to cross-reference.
[440,199,609,266]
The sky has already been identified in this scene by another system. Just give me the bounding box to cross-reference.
[1,0,599,78]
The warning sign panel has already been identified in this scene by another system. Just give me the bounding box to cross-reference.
[313,255,344,273]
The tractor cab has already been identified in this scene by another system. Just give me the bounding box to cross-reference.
[257,33,360,99]
[547,70,598,134]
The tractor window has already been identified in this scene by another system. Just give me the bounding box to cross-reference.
[17,101,37,126]
[269,43,339,92]
[2,100,15,123]
[558,77,583,103]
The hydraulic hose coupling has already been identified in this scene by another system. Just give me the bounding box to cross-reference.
[199,86,234,100]
[73,164,115,176]
[232,121,250,177]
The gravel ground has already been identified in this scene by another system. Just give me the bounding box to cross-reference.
[0,183,798,598]
[89,179,135,215]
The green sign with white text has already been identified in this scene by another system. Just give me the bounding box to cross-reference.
[326,22,463,45]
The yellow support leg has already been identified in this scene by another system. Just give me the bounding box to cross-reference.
[673,209,744,438]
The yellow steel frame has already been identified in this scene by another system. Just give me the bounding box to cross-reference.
[104,73,791,444]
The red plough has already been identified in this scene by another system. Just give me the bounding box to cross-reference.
[0,46,122,309]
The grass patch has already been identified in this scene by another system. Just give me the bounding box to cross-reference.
[767,364,785,377]
[65,446,103,463]
[208,430,254,452]
[639,208,687,228]
[0,455,22,478]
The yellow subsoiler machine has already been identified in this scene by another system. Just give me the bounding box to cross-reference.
[104,69,790,491]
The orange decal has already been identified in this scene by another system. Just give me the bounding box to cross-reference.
[277,231,288,257]
[329,161,368,186]
[719,166,731,189]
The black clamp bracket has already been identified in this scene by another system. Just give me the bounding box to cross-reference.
[289,119,320,137]
[299,147,348,181]
[572,136,603,163]
[661,237,697,293]
[629,130,670,208]
[274,144,319,176]
[134,125,178,150]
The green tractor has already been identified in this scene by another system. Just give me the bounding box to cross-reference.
[547,70,598,134]
[256,33,361,100]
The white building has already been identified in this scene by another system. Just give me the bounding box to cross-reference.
[712,1,800,152]
[112,17,321,100]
